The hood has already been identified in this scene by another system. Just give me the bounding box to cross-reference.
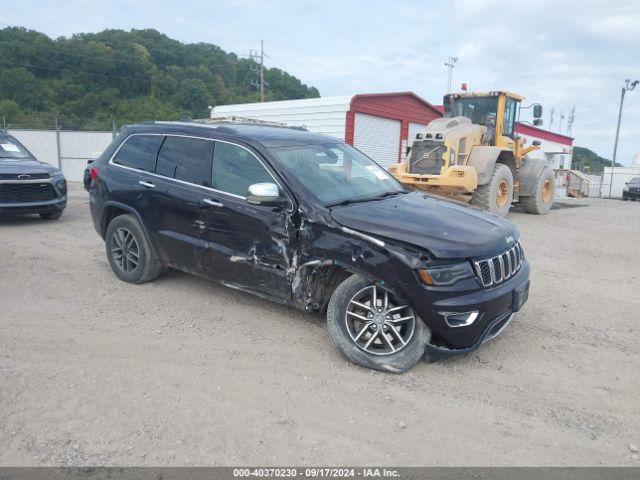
[330,191,518,259]
[0,158,59,175]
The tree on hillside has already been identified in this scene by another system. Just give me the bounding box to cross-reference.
[0,27,320,128]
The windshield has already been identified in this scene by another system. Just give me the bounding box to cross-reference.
[0,136,32,159]
[268,143,406,207]
[630,178,640,185]
[444,96,498,127]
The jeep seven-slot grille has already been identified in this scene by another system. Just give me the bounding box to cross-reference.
[0,183,57,203]
[474,242,524,288]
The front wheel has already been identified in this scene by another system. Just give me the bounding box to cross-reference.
[327,275,430,373]
[470,163,514,217]
[40,210,63,220]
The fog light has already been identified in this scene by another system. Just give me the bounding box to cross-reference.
[439,310,479,328]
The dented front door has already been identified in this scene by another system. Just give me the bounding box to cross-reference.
[198,193,293,302]
[198,140,295,302]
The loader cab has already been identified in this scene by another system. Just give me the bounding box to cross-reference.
[444,92,522,145]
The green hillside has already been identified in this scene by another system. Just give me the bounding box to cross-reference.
[0,27,319,129]
[571,146,620,173]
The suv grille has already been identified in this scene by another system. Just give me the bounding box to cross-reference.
[0,183,57,203]
[0,173,50,180]
[474,242,524,288]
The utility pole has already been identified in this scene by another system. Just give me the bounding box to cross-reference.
[558,109,565,135]
[609,79,639,198]
[549,107,555,131]
[260,40,265,102]
[444,56,457,93]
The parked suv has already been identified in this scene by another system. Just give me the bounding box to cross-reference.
[622,177,640,201]
[87,121,530,372]
[0,131,67,219]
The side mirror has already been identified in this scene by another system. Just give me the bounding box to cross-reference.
[533,104,543,119]
[625,182,629,185]
[246,183,286,207]
[532,140,542,146]
[533,118,543,126]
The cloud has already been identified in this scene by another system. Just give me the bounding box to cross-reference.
[5,0,640,163]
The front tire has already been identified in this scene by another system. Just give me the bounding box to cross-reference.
[521,166,555,214]
[327,275,430,373]
[470,163,513,217]
[105,214,163,284]
[40,210,63,220]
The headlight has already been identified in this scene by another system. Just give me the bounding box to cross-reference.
[623,185,629,192]
[418,261,475,286]
[50,170,64,177]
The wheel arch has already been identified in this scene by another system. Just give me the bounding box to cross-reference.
[292,260,379,312]
[101,201,160,258]
[467,146,514,185]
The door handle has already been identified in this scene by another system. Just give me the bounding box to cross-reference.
[202,198,223,208]
[138,180,156,188]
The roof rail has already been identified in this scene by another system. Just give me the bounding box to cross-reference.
[202,116,289,127]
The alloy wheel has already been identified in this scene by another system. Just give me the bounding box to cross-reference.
[111,227,140,273]
[345,284,415,356]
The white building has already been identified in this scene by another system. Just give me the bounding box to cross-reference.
[212,93,443,168]
[601,152,640,198]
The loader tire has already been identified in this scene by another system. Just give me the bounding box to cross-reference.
[521,166,555,215]
[470,163,513,217]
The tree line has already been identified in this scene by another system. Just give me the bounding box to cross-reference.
[0,27,320,129]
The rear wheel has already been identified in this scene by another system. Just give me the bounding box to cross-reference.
[521,166,555,214]
[470,163,514,217]
[327,275,429,373]
[105,214,163,284]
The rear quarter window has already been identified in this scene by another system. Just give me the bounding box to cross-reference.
[113,135,164,172]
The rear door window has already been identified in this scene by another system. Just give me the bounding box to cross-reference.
[156,136,214,187]
[211,142,274,197]
[113,135,163,172]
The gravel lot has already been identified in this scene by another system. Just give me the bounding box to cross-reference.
[1,185,639,466]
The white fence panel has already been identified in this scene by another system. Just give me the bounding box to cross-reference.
[6,129,114,182]
[8,129,59,168]
[60,131,114,182]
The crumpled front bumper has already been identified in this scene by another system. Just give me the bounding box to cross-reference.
[424,310,516,360]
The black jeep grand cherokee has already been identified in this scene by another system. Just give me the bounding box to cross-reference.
[87,121,529,372]
[0,131,67,219]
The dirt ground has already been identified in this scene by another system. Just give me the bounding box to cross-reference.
[1,184,639,466]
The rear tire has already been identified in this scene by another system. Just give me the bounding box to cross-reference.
[40,210,63,220]
[105,214,163,284]
[521,166,555,214]
[326,275,430,373]
[470,163,513,217]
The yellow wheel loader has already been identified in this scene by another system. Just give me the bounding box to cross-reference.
[389,91,555,217]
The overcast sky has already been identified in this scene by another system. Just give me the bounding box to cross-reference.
[5,0,640,165]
